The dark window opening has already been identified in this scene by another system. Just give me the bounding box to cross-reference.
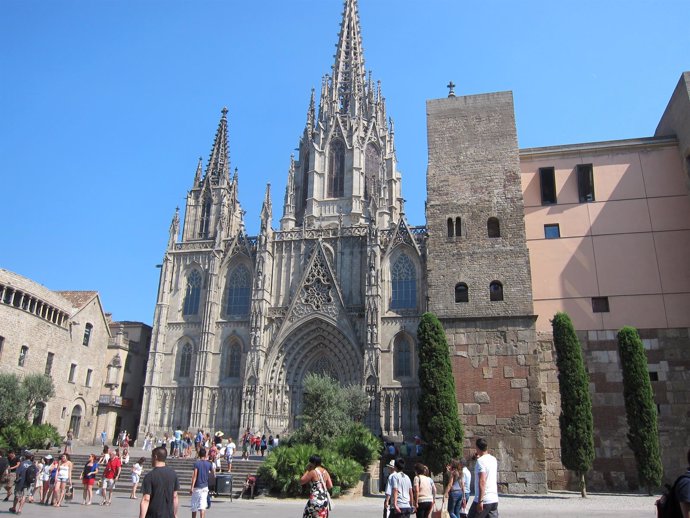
[454,283,468,303]
[199,195,212,238]
[487,217,500,238]
[18,345,28,367]
[455,217,462,237]
[68,363,77,383]
[447,218,454,237]
[592,296,609,313]
[82,323,93,346]
[45,352,54,376]
[327,139,345,198]
[648,371,659,382]
[577,164,595,202]
[539,167,557,204]
[544,224,561,239]
[394,336,411,378]
[489,281,504,301]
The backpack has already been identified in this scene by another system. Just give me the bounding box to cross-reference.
[24,464,37,487]
[656,474,690,518]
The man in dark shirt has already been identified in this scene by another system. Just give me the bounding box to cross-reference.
[3,452,18,502]
[10,452,34,514]
[0,451,9,501]
[140,446,179,518]
[677,449,690,518]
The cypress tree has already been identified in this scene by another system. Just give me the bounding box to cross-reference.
[417,312,463,475]
[552,312,595,497]
[617,326,663,494]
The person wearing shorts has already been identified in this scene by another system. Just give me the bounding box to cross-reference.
[190,449,213,518]
[101,450,121,506]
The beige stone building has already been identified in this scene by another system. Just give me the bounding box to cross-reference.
[0,268,111,441]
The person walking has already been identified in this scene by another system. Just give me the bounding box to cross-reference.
[139,447,179,518]
[53,453,72,508]
[467,438,498,518]
[101,449,121,506]
[300,455,333,518]
[413,463,435,518]
[80,453,99,505]
[100,430,107,448]
[10,451,36,515]
[41,456,58,505]
[3,451,19,502]
[224,438,236,473]
[389,458,415,518]
[445,459,466,518]
[190,448,213,518]
[131,457,145,499]
[63,430,73,455]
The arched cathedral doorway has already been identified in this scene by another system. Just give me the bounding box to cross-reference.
[261,317,362,434]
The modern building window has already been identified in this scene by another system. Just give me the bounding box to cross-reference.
[487,217,501,238]
[391,255,417,309]
[577,164,595,202]
[544,224,561,239]
[327,139,345,198]
[224,340,242,378]
[539,167,557,204]
[82,323,93,346]
[489,281,504,302]
[45,352,55,376]
[364,143,381,200]
[183,270,202,316]
[199,194,212,238]
[592,296,609,313]
[18,345,28,367]
[394,335,411,378]
[225,265,251,316]
[68,363,77,383]
[447,218,454,237]
[455,283,469,303]
[178,343,193,378]
[85,368,93,387]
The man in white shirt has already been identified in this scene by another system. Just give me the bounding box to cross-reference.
[468,438,498,518]
[224,438,236,472]
[390,458,415,518]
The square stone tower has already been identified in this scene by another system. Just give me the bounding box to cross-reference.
[425,91,557,493]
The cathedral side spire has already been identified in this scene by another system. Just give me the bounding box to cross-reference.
[332,0,366,115]
[168,207,180,249]
[193,157,203,187]
[306,89,315,136]
[205,107,230,184]
[281,155,296,230]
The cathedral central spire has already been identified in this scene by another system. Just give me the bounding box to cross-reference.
[205,107,230,184]
[332,0,366,114]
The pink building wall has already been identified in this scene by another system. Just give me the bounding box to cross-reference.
[520,140,690,332]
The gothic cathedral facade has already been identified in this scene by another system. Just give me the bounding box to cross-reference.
[139,0,427,440]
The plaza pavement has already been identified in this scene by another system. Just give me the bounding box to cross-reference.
[0,491,660,518]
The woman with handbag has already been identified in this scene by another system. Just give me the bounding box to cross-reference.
[413,463,436,518]
[81,453,99,505]
[444,459,466,518]
[300,455,333,518]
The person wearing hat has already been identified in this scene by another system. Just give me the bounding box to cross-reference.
[383,458,398,518]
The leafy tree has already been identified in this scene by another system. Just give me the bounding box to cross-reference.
[617,326,663,494]
[21,374,55,421]
[0,373,55,427]
[299,373,348,446]
[552,312,595,497]
[333,422,382,468]
[342,384,370,422]
[417,312,463,475]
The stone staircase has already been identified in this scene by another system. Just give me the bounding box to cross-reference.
[35,450,266,499]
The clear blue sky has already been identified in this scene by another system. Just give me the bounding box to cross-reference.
[1,0,688,325]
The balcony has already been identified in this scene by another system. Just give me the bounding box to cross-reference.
[98,394,133,409]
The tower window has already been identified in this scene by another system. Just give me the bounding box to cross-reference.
[18,345,28,367]
[394,335,412,378]
[225,265,251,316]
[364,144,381,200]
[592,297,609,313]
[577,164,595,202]
[539,167,557,204]
[82,323,93,346]
[199,194,212,238]
[487,217,501,238]
[544,224,561,239]
[183,270,202,316]
[447,218,454,237]
[327,139,345,198]
[489,281,504,302]
[391,255,417,309]
[455,283,469,303]
[178,343,193,378]
[455,217,462,237]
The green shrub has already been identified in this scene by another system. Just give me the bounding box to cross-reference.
[332,422,382,468]
[0,421,61,451]
[258,443,362,497]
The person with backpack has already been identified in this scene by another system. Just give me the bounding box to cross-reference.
[9,451,36,515]
[657,448,690,518]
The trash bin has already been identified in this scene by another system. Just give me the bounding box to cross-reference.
[216,474,233,497]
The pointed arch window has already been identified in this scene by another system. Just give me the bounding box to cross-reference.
[183,270,202,316]
[225,265,251,316]
[199,195,212,238]
[328,139,345,198]
[178,343,192,378]
[488,217,501,238]
[364,144,381,200]
[447,218,454,237]
[455,283,469,303]
[455,217,462,237]
[490,281,504,302]
[394,335,412,378]
[224,340,242,378]
[391,255,416,309]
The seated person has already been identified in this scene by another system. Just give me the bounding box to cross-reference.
[243,474,256,499]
